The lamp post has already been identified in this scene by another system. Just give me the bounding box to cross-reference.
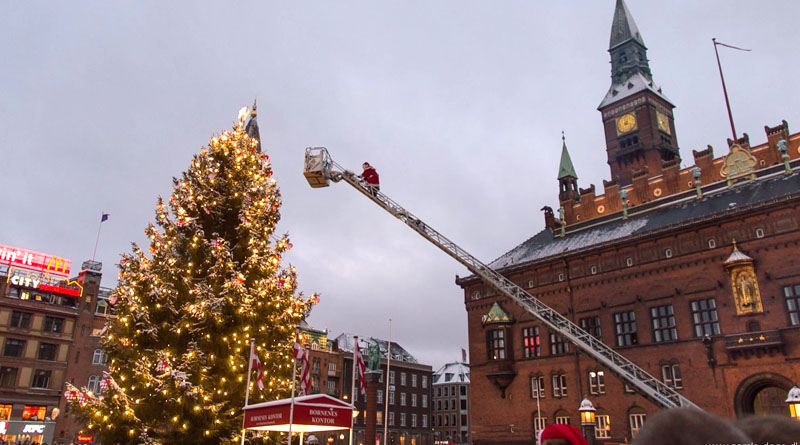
[786,386,800,420]
[579,398,596,445]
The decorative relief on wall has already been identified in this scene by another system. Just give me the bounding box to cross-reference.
[723,241,763,315]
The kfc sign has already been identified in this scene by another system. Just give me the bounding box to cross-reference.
[22,424,46,434]
[0,244,71,276]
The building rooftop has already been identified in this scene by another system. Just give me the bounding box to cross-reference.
[334,332,418,364]
[433,362,470,385]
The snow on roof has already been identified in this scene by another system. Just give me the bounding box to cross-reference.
[433,362,470,385]
[334,332,418,364]
[598,71,672,109]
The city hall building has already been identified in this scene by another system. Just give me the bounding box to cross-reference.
[457,1,800,444]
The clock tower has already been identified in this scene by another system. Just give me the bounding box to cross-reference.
[598,0,680,185]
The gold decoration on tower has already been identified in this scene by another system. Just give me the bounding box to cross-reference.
[721,144,757,186]
[723,240,763,315]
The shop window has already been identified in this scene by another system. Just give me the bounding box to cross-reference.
[22,405,46,420]
[3,338,26,357]
[589,370,606,395]
[651,304,677,342]
[38,343,58,361]
[614,311,638,346]
[0,404,11,420]
[0,367,18,388]
[690,298,721,336]
[522,326,541,358]
[10,310,32,329]
[32,370,52,389]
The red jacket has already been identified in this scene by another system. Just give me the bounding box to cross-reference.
[362,167,379,186]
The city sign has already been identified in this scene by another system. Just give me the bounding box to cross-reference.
[0,243,71,276]
[7,267,84,297]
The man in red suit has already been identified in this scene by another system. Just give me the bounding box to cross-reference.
[361,162,380,195]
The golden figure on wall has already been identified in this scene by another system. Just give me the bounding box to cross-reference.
[723,241,763,315]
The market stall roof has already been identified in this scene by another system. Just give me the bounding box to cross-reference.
[243,394,354,433]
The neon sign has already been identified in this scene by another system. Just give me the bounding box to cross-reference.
[0,243,71,276]
[7,268,83,297]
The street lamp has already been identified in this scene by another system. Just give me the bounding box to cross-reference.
[786,386,800,420]
[579,398,596,445]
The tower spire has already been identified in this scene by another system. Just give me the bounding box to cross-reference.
[609,0,645,49]
[558,132,579,202]
[245,98,261,152]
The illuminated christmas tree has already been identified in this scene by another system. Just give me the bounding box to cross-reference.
[70,105,316,444]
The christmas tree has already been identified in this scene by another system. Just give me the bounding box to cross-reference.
[69,105,316,444]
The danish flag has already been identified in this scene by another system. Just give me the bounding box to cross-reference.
[354,341,367,396]
[251,349,265,390]
[293,334,311,395]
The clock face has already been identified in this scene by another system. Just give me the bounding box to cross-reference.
[657,112,671,134]
[616,113,637,135]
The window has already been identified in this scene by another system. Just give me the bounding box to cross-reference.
[31,370,51,389]
[664,248,673,258]
[389,370,395,384]
[555,415,570,425]
[389,391,395,405]
[552,374,567,397]
[595,415,611,439]
[533,415,547,435]
[558,273,565,282]
[590,266,598,275]
[662,364,683,389]
[423,414,428,428]
[400,372,406,386]
[630,413,646,437]
[400,392,407,406]
[400,413,406,427]
[328,362,336,374]
[443,386,448,397]
[22,405,46,420]
[388,412,395,426]
[422,394,428,408]
[487,329,506,360]
[92,349,108,365]
[589,371,606,395]
[461,386,467,396]
[38,343,58,361]
[87,375,101,394]
[755,228,765,239]
[0,367,18,388]
[326,380,336,394]
[10,311,32,329]
[412,413,417,427]
[708,239,716,249]
[651,305,677,342]
[422,375,428,388]
[522,327,541,358]
[411,393,417,407]
[95,300,110,315]
[530,376,545,399]
[691,298,721,336]
[580,316,602,339]
[377,389,383,404]
[412,374,418,387]
[42,316,64,333]
[3,338,25,357]
[549,332,569,355]
[312,358,320,373]
[614,311,638,346]
[461,399,467,410]
[626,257,634,267]
[0,404,11,420]
[783,285,800,326]
[376,411,383,425]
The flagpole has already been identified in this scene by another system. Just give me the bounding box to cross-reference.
[91,213,106,262]
[349,336,359,445]
[383,319,391,445]
[241,338,256,445]
[712,37,738,142]
[289,328,299,445]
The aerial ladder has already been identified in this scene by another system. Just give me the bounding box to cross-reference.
[303,147,699,410]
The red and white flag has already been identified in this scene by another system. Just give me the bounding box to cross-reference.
[293,335,305,361]
[251,349,265,390]
[354,341,367,396]
[299,349,311,395]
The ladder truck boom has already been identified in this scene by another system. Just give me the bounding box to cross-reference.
[303,146,699,410]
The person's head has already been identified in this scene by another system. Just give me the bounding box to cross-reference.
[539,424,588,445]
[362,162,371,169]
[631,408,750,445]
[735,414,800,444]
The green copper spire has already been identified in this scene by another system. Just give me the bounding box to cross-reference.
[558,132,578,179]
[481,302,513,325]
[609,0,644,49]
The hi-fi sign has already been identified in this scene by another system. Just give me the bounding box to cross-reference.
[0,243,71,276]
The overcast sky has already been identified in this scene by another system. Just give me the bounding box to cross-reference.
[2,1,799,370]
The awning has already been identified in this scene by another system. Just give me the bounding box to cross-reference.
[244,394,354,433]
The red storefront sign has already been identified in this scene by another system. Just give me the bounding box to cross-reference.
[77,434,93,443]
[244,394,353,432]
[0,243,71,276]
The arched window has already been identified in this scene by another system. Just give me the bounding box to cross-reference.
[87,375,101,394]
[92,349,108,365]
